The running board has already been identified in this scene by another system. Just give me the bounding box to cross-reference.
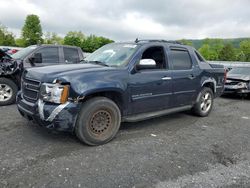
[122,105,192,122]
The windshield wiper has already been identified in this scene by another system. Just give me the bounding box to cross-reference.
[88,61,109,67]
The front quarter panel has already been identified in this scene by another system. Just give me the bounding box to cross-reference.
[60,69,129,99]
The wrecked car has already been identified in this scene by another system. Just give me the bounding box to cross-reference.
[0,45,84,106]
[0,48,21,105]
[17,40,226,145]
[224,67,250,96]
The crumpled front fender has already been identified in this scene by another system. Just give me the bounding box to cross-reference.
[0,59,23,76]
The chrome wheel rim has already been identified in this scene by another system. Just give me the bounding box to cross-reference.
[0,84,13,102]
[200,92,212,113]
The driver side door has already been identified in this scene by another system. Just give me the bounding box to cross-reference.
[128,45,173,115]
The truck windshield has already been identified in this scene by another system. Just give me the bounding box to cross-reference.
[84,43,138,67]
[11,46,37,59]
[229,67,250,75]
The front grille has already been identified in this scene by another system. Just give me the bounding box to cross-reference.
[22,77,41,103]
[225,80,240,85]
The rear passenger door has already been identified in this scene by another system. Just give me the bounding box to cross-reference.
[169,47,199,107]
[63,47,80,64]
[34,47,60,66]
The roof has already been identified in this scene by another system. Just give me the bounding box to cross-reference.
[115,39,193,49]
[134,39,182,45]
[38,44,81,48]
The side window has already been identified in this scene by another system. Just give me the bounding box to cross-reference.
[35,47,59,64]
[140,46,166,69]
[171,49,192,70]
[63,48,80,63]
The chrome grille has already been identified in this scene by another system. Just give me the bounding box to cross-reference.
[225,80,240,85]
[22,77,41,103]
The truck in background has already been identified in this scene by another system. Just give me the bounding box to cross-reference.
[0,44,84,106]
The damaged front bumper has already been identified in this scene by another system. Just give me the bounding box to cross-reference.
[16,92,81,132]
[224,85,250,94]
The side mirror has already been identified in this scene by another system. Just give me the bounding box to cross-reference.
[137,59,156,70]
[30,53,42,64]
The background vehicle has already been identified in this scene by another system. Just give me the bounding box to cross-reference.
[0,44,84,105]
[0,46,23,55]
[17,40,225,145]
[224,67,250,96]
[0,48,12,61]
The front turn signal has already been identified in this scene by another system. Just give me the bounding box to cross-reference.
[60,85,69,104]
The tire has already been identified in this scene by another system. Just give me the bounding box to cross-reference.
[75,97,121,146]
[192,87,214,117]
[0,78,18,106]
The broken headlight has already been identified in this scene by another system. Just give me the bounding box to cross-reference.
[237,82,248,88]
[40,83,69,104]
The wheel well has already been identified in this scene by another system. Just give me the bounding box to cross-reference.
[0,75,19,88]
[203,82,215,93]
[83,91,124,115]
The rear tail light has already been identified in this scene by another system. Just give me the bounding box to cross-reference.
[223,68,227,83]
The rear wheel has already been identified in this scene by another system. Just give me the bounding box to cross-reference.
[0,78,18,106]
[192,87,214,117]
[75,97,121,146]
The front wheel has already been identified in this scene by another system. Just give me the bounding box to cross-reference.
[192,87,214,117]
[0,78,18,106]
[75,97,121,146]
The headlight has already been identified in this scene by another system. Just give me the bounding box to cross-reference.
[237,82,247,88]
[40,83,69,104]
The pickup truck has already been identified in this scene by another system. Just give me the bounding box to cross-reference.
[17,40,226,145]
[0,44,84,106]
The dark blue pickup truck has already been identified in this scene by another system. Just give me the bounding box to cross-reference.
[17,40,225,145]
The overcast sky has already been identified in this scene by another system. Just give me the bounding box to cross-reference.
[0,0,250,41]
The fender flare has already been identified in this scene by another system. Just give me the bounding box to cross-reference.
[195,78,217,103]
[76,87,126,102]
[201,77,217,93]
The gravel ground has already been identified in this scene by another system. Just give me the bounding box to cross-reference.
[0,96,250,188]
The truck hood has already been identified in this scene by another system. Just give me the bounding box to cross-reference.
[24,63,115,81]
[227,74,250,81]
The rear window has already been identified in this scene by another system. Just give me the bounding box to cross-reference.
[171,49,192,70]
[63,48,80,63]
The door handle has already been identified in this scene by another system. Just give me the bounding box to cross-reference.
[188,74,195,79]
[161,76,172,80]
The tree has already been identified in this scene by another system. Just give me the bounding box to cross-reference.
[199,44,218,60]
[15,38,26,47]
[64,31,85,47]
[235,51,246,62]
[81,35,113,53]
[199,38,224,60]
[21,14,43,46]
[218,43,235,61]
[0,24,16,46]
[240,40,250,62]
[44,32,63,44]
[178,39,193,46]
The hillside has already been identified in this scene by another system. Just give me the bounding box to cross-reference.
[189,38,250,49]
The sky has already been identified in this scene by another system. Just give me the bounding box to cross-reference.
[0,0,250,41]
